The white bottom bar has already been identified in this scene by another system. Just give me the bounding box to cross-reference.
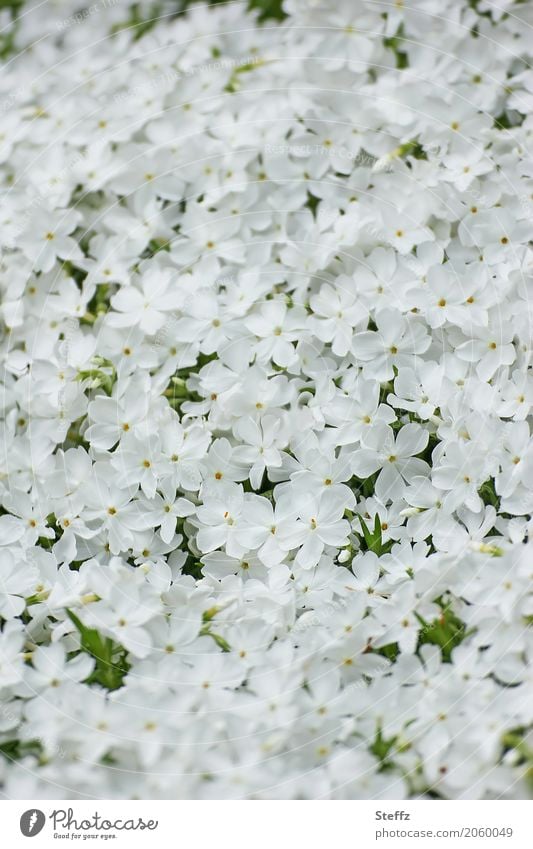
[1,800,531,848]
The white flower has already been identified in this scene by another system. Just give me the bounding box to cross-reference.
[351,422,429,501]
[245,299,307,367]
[85,375,152,450]
[280,489,351,569]
[195,482,246,558]
[432,442,490,512]
[19,208,82,273]
[453,315,516,381]
[353,310,430,381]
[235,491,298,567]
[350,551,390,606]
[309,279,369,357]
[139,482,195,544]
[0,550,37,619]
[108,266,184,335]
[83,472,145,554]
[110,433,162,499]
[26,643,94,692]
[232,415,285,489]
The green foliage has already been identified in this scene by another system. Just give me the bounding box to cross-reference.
[110,2,164,39]
[370,727,399,771]
[0,738,42,763]
[62,418,90,450]
[174,352,218,381]
[349,471,379,500]
[376,642,400,661]
[357,514,393,556]
[182,555,205,580]
[182,0,286,21]
[501,727,533,790]
[146,237,171,256]
[0,0,21,57]
[200,627,231,651]
[175,0,286,22]
[67,609,130,691]
[383,24,408,69]
[77,357,116,396]
[200,606,231,650]
[306,191,321,216]
[248,0,286,21]
[402,141,427,162]
[479,478,500,510]
[164,353,218,409]
[86,283,111,317]
[420,431,439,465]
[416,603,471,662]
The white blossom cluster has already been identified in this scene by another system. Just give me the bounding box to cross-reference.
[0,0,532,800]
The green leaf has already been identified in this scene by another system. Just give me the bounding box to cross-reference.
[76,365,116,396]
[0,738,42,763]
[248,0,287,21]
[417,605,473,662]
[478,478,500,509]
[201,628,231,652]
[370,727,398,768]
[376,642,400,661]
[67,610,130,690]
[357,515,393,556]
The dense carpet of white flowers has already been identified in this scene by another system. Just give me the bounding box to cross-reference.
[0,0,532,800]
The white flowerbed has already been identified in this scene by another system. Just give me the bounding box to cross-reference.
[0,0,532,799]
